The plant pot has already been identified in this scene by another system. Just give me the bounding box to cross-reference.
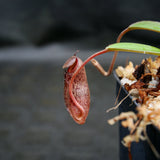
[114,71,160,160]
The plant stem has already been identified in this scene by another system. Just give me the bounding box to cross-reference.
[109,27,130,75]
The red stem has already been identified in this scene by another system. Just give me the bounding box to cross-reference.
[108,28,130,74]
[69,27,130,119]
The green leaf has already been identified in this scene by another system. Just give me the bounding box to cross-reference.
[128,21,160,33]
[106,42,160,56]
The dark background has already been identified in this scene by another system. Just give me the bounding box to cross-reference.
[0,0,160,160]
[0,0,160,47]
